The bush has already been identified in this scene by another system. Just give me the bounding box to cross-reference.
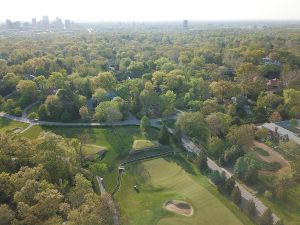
[245,199,256,217]
[264,190,273,200]
[28,112,38,120]
[258,208,273,225]
[209,170,226,186]
[158,124,169,145]
[231,186,242,205]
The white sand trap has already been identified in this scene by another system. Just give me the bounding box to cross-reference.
[164,200,194,216]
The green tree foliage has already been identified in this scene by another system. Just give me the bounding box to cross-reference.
[0,204,15,225]
[158,124,169,145]
[67,193,114,225]
[140,115,150,132]
[224,176,235,195]
[258,209,273,225]
[226,125,255,147]
[231,186,242,205]
[283,89,300,118]
[197,150,208,171]
[207,137,226,159]
[234,157,258,185]
[68,174,94,208]
[245,199,256,217]
[176,112,210,144]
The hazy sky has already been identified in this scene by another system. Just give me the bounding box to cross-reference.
[1,0,300,22]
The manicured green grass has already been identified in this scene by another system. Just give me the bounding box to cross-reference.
[82,144,106,156]
[259,184,300,225]
[132,139,158,150]
[116,157,254,225]
[0,117,28,133]
[254,147,270,156]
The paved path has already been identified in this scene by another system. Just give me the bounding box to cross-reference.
[96,176,106,195]
[22,101,40,118]
[3,90,17,99]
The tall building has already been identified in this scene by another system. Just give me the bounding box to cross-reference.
[32,18,37,26]
[65,19,71,29]
[183,20,188,29]
[42,16,49,26]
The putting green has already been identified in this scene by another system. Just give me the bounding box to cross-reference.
[117,158,253,225]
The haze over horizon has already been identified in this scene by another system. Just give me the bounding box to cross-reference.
[1,0,300,22]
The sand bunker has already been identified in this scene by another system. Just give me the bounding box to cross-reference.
[164,200,194,216]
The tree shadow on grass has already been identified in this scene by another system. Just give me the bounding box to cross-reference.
[163,154,197,176]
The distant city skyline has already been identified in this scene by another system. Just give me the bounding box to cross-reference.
[1,0,300,22]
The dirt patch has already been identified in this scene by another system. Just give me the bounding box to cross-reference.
[164,200,194,216]
[253,141,289,167]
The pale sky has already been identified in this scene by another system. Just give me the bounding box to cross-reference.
[1,0,300,22]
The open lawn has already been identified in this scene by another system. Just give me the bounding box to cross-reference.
[0,117,28,133]
[116,157,253,225]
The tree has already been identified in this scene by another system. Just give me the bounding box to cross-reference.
[16,80,37,103]
[161,90,176,116]
[1,73,20,94]
[176,112,210,144]
[91,72,116,91]
[28,112,38,120]
[38,104,48,120]
[89,163,108,176]
[269,112,282,123]
[140,116,150,132]
[258,209,273,225]
[67,193,114,225]
[158,124,169,145]
[226,125,255,147]
[223,145,244,165]
[0,173,14,203]
[283,89,300,118]
[234,157,258,185]
[231,186,242,205]
[245,199,256,217]
[206,112,232,137]
[207,137,226,159]
[224,176,235,195]
[45,95,63,120]
[106,107,123,126]
[79,106,89,120]
[92,88,107,105]
[0,204,15,225]
[209,170,226,186]
[210,80,238,101]
[255,128,269,140]
[68,174,93,208]
[197,150,208,171]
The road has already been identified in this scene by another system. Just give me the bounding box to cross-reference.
[0,110,279,222]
